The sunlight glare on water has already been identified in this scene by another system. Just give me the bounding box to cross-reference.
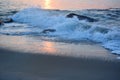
[44,0,51,9]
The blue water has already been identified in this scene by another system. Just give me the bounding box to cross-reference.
[0,0,120,55]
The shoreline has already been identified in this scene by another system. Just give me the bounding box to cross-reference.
[0,48,120,80]
[0,35,119,61]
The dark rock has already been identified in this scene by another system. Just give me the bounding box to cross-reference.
[11,11,18,14]
[0,18,13,25]
[66,13,98,22]
[42,29,56,33]
[3,18,13,23]
[0,20,4,25]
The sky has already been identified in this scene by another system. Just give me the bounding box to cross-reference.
[6,0,120,10]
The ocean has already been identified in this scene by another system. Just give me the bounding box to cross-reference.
[0,0,120,59]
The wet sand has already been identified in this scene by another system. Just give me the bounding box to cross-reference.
[0,35,118,60]
[0,48,120,80]
[0,35,120,80]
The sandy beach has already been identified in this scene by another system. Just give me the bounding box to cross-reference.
[0,35,118,60]
[0,48,120,80]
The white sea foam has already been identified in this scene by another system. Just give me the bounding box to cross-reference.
[1,7,120,55]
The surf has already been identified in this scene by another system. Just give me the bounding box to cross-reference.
[0,7,120,55]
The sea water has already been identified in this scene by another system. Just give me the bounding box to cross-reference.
[0,0,120,57]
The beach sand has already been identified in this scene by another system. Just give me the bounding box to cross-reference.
[0,35,120,80]
[0,48,120,80]
[0,35,118,60]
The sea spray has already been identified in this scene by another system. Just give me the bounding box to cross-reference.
[0,7,120,55]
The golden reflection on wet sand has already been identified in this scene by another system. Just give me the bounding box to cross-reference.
[0,35,118,60]
[41,41,56,53]
[0,35,57,54]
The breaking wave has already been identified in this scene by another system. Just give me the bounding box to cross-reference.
[0,7,120,55]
